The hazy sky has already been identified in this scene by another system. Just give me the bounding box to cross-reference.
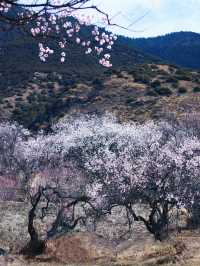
[91,0,200,38]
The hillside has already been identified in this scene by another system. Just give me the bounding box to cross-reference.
[0,35,156,75]
[130,31,200,70]
[0,5,157,76]
[1,62,200,131]
[0,9,162,130]
[1,14,200,131]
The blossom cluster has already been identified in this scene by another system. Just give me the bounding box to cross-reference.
[2,114,200,238]
[3,114,200,213]
[41,114,200,209]
[34,14,117,67]
[0,1,117,67]
[38,43,54,62]
[0,1,11,13]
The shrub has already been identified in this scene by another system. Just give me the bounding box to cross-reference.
[126,97,135,104]
[157,70,167,75]
[154,87,172,96]
[182,76,191,81]
[175,72,191,81]
[134,75,150,84]
[92,78,103,88]
[103,69,114,76]
[129,100,144,108]
[178,87,187,94]
[172,83,178,88]
[6,102,13,109]
[166,77,178,83]
[146,89,158,97]
[116,72,124,78]
[128,70,137,76]
[16,97,23,102]
[151,64,158,70]
[151,80,161,88]
[193,87,200,93]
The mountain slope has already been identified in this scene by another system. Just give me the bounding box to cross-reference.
[1,11,200,130]
[0,6,158,77]
[1,63,200,131]
[130,32,200,70]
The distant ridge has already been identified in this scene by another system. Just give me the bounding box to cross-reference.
[129,31,200,70]
[0,6,158,77]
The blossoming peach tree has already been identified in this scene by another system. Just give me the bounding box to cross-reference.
[2,114,200,253]
[53,115,200,240]
[0,0,117,67]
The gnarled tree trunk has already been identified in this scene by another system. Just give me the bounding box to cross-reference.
[21,188,45,256]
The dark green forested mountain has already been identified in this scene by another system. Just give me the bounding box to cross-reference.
[126,32,200,70]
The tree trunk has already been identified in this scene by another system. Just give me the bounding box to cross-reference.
[21,189,45,256]
[127,202,169,241]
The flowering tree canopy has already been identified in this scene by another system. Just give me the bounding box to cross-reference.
[2,114,200,244]
[0,0,118,67]
[43,114,200,239]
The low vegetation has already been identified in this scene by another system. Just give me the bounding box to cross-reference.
[1,63,200,131]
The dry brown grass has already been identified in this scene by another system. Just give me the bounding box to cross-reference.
[1,235,200,266]
[1,202,200,266]
[156,64,171,74]
[2,63,200,130]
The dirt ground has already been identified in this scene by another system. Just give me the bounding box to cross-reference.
[1,201,200,266]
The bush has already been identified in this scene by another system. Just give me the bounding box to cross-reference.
[178,87,187,94]
[128,70,137,76]
[175,69,191,80]
[182,76,191,81]
[166,77,178,83]
[157,70,167,75]
[103,69,114,76]
[92,78,103,88]
[175,73,191,81]
[16,97,23,102]
[146,89,158,97]
[172,83,178,88]
[126,97,135,104]
[154,87,172,96]
[151,64,158,70]
[193,87,200,93]
[6,102,13,109]
[142,76,151,84]
[151,80,161,88]
[129,100,144,108]
[134,75,150,84]
[116,72,124,78]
